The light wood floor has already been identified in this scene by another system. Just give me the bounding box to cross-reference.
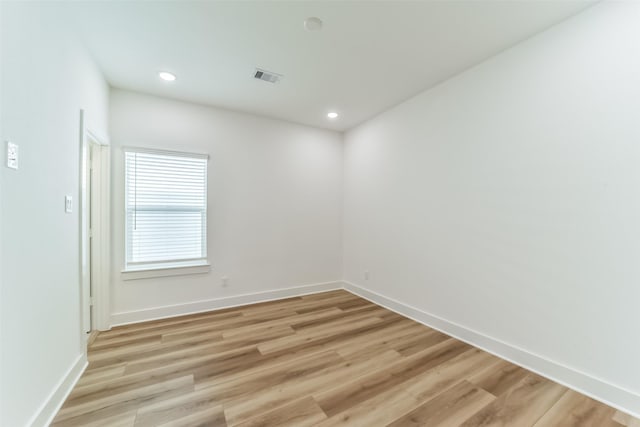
[52,290,637,427]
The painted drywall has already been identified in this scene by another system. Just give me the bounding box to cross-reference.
[0,2,4,422]
[0,3,109,426]
[343,0,640,408]
[109,90,343,322]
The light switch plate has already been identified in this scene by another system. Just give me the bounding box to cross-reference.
[6,141,18,169]
[65,196,73,213]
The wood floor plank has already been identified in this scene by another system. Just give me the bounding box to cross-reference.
[534,389,620,427]
[294,296,370,314]
[164,324,295,355]
[88,339,164,363]
[90,334,163,352]
[67,368,193,406]
[387,380,495,427]
[281,314,413,358]
[94,325,286,372]
[134,387,225,427]
[613,410,640,427]
[222,308,342,338]
[63,410,137,427]
[198,318,413,390]
[122,343,261,377]
[399,348,501,402]
[234,396,327,427]
[256,316,384,354]
[335,323,426,362]
[289,304,380,330]
[314,338,470,417]
[315,384,420,426]
[155,311,294,344]
[75,364,127,386]
[467,357,531,397]
[314,346,497,427]
[53,376,194,425]
[51,290,628,427]
[391,328,451,357]
[460,373,568,427]
[194,350,345,398]
[95,310,243,341]
[223,349,401,425]
[154,404,227,427]
[261,315,411,361]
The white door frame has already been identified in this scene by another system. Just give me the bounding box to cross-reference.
[79,109,111,340]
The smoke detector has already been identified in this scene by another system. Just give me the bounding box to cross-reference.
[254,68,282,84]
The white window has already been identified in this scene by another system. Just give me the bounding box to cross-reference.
[124,148,208,273]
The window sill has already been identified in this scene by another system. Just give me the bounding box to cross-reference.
[121,262,211,281]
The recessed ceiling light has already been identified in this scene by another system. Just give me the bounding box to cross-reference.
[158,71,176,82]
[304,17,323,32]
[327,112,339,119]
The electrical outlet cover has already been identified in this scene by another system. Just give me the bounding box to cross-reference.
[6,142,18,169]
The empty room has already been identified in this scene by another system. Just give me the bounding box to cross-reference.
[1,0,640,426]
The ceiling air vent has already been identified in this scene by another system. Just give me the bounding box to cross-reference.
[254,68,282,84]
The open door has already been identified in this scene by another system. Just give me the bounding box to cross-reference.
[80,109,111,346]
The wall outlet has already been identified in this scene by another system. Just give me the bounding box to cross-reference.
[221,276,229,287]
[364,271,370,280]
[6,141,18,169]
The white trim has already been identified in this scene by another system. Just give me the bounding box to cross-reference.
[27,353,88,427]
[121,263,211,281]
[342,280,640,420]
[86,128,110,146]
[79,110,91,339]
[126,257,208,268]
[123,145,209,159]
[111,280,341,326]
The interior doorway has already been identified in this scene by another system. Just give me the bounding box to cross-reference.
[79,110,111,347]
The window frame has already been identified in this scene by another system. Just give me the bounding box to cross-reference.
[121,146,210,279]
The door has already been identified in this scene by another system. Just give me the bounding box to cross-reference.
[88,143,101,332]
[80,111,111,338]
[81,142,94,334]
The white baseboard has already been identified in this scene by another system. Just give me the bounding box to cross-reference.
[111,280,342,326]
[342,280,640,419]
[28,353,87,427]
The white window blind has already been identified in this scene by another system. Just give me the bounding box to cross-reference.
[125,148,208,269]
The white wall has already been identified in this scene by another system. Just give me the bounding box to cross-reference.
[109,90,343,323]
[0,2,5,422]
[0,3,109,426]
[343,0,640,412]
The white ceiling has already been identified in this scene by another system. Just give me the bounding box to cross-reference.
[62,1,594,131]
